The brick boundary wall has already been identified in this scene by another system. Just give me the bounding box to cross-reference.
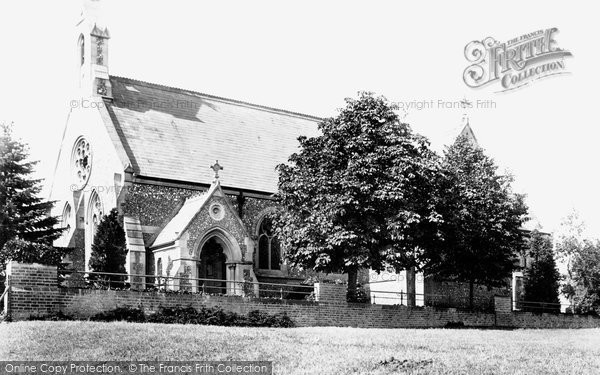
[4,262,600,329]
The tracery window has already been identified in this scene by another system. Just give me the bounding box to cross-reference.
[71,137,92,190]
[88,191,104,244]
[257,217,280,270]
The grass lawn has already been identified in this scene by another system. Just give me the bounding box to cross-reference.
[0,321,598,374]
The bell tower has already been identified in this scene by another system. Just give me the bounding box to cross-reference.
[75,0,112,98]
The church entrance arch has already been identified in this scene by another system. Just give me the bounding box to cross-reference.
[198,238,227,294]
[194,227,248,295]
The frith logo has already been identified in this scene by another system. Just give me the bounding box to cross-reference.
[463,28,573,92]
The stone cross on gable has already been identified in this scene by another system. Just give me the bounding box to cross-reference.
[210,160,223,181]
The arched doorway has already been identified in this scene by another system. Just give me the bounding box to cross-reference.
[198,237,227,294]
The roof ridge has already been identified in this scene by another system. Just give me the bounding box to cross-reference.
[110,75,324,122]
[185,192,208,203]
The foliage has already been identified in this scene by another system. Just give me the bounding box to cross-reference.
[275,92,443,300]
[87,305,295,327]
[88,208,127,287]
[0,238,70,267]
[0,122,63,265]
[27,311,74,321]
[561,240,600,316]
[521,230,560,313]
[555,211,600,315]
[429,135,528,308]
[90,306,146,322]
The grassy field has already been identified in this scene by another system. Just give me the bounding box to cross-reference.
[0,321,598,374]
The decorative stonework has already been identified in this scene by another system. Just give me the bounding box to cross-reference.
[186,196,247,257]
[132,252,144,274]
[208,202,225,221]
[96,78,107,96]
[166,256,173,277]
[96,38,104,65]
[71,137,92,190]
[179,264,192,292]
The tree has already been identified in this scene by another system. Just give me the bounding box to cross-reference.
[88,208,127,287]
[566,240,600,315]
[275,92,443,301]
[522,230,560,313]
[556,212,600,315]
[430,135,528,308]
[0,122,63,264]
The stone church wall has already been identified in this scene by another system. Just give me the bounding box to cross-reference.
[5,262,600,329]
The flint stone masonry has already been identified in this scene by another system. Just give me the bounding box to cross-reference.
[4,262,600,329]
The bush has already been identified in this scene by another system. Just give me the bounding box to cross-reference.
[90,306,146,322]
[89,305,295,327]
[27,311,74,321]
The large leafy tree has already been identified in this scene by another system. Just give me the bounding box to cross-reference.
[275,92,443,300]
[522,230,560,313]
[0,122,63,265]
[88,208,128,287]
[556,213,600,315]
[430,135,528,308]
[566,240,600,315]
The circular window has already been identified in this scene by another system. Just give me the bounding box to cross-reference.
[71,137,93,190]
[209,202,225,221]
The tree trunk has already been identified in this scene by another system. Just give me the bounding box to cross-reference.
[406,266,416,307]
[469,279,474,310]
[347,266,358,302]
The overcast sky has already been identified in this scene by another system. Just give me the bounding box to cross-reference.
[0,0,598,239]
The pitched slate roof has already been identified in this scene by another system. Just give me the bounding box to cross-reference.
[105,76,321,193]
[152,190,211,248]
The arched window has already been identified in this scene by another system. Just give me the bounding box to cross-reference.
[257,217,280,270]
[78,34,85,65]
[88,191,104,244]
[61,202,72,231]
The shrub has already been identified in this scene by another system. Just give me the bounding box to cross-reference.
[90,306,145,322]
[27,311,74,321]
[85,305,295,327]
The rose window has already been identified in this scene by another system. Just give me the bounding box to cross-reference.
[71,137,92,189]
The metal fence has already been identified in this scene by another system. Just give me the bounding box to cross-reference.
[58,269,314,301]
[365,286,495,312]
[513,299,575,314]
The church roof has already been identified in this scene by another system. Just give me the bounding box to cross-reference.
[104,76,321,193]
[152,190,210,248]
[457,121,479,147]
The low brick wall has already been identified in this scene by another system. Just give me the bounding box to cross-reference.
[4,262,600,329]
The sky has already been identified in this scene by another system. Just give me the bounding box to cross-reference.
[0,0,598,239]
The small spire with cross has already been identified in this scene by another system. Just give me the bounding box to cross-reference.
[210,160,223,182]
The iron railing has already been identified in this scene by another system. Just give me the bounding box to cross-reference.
[513,299,573,314]
[365,285,495,312]
[59,269,314,300]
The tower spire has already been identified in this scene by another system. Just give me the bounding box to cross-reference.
[457,114,479,147]
[76,0,112,98]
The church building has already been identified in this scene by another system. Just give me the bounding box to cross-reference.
[51,2,530,309]
[51,1,321,292]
